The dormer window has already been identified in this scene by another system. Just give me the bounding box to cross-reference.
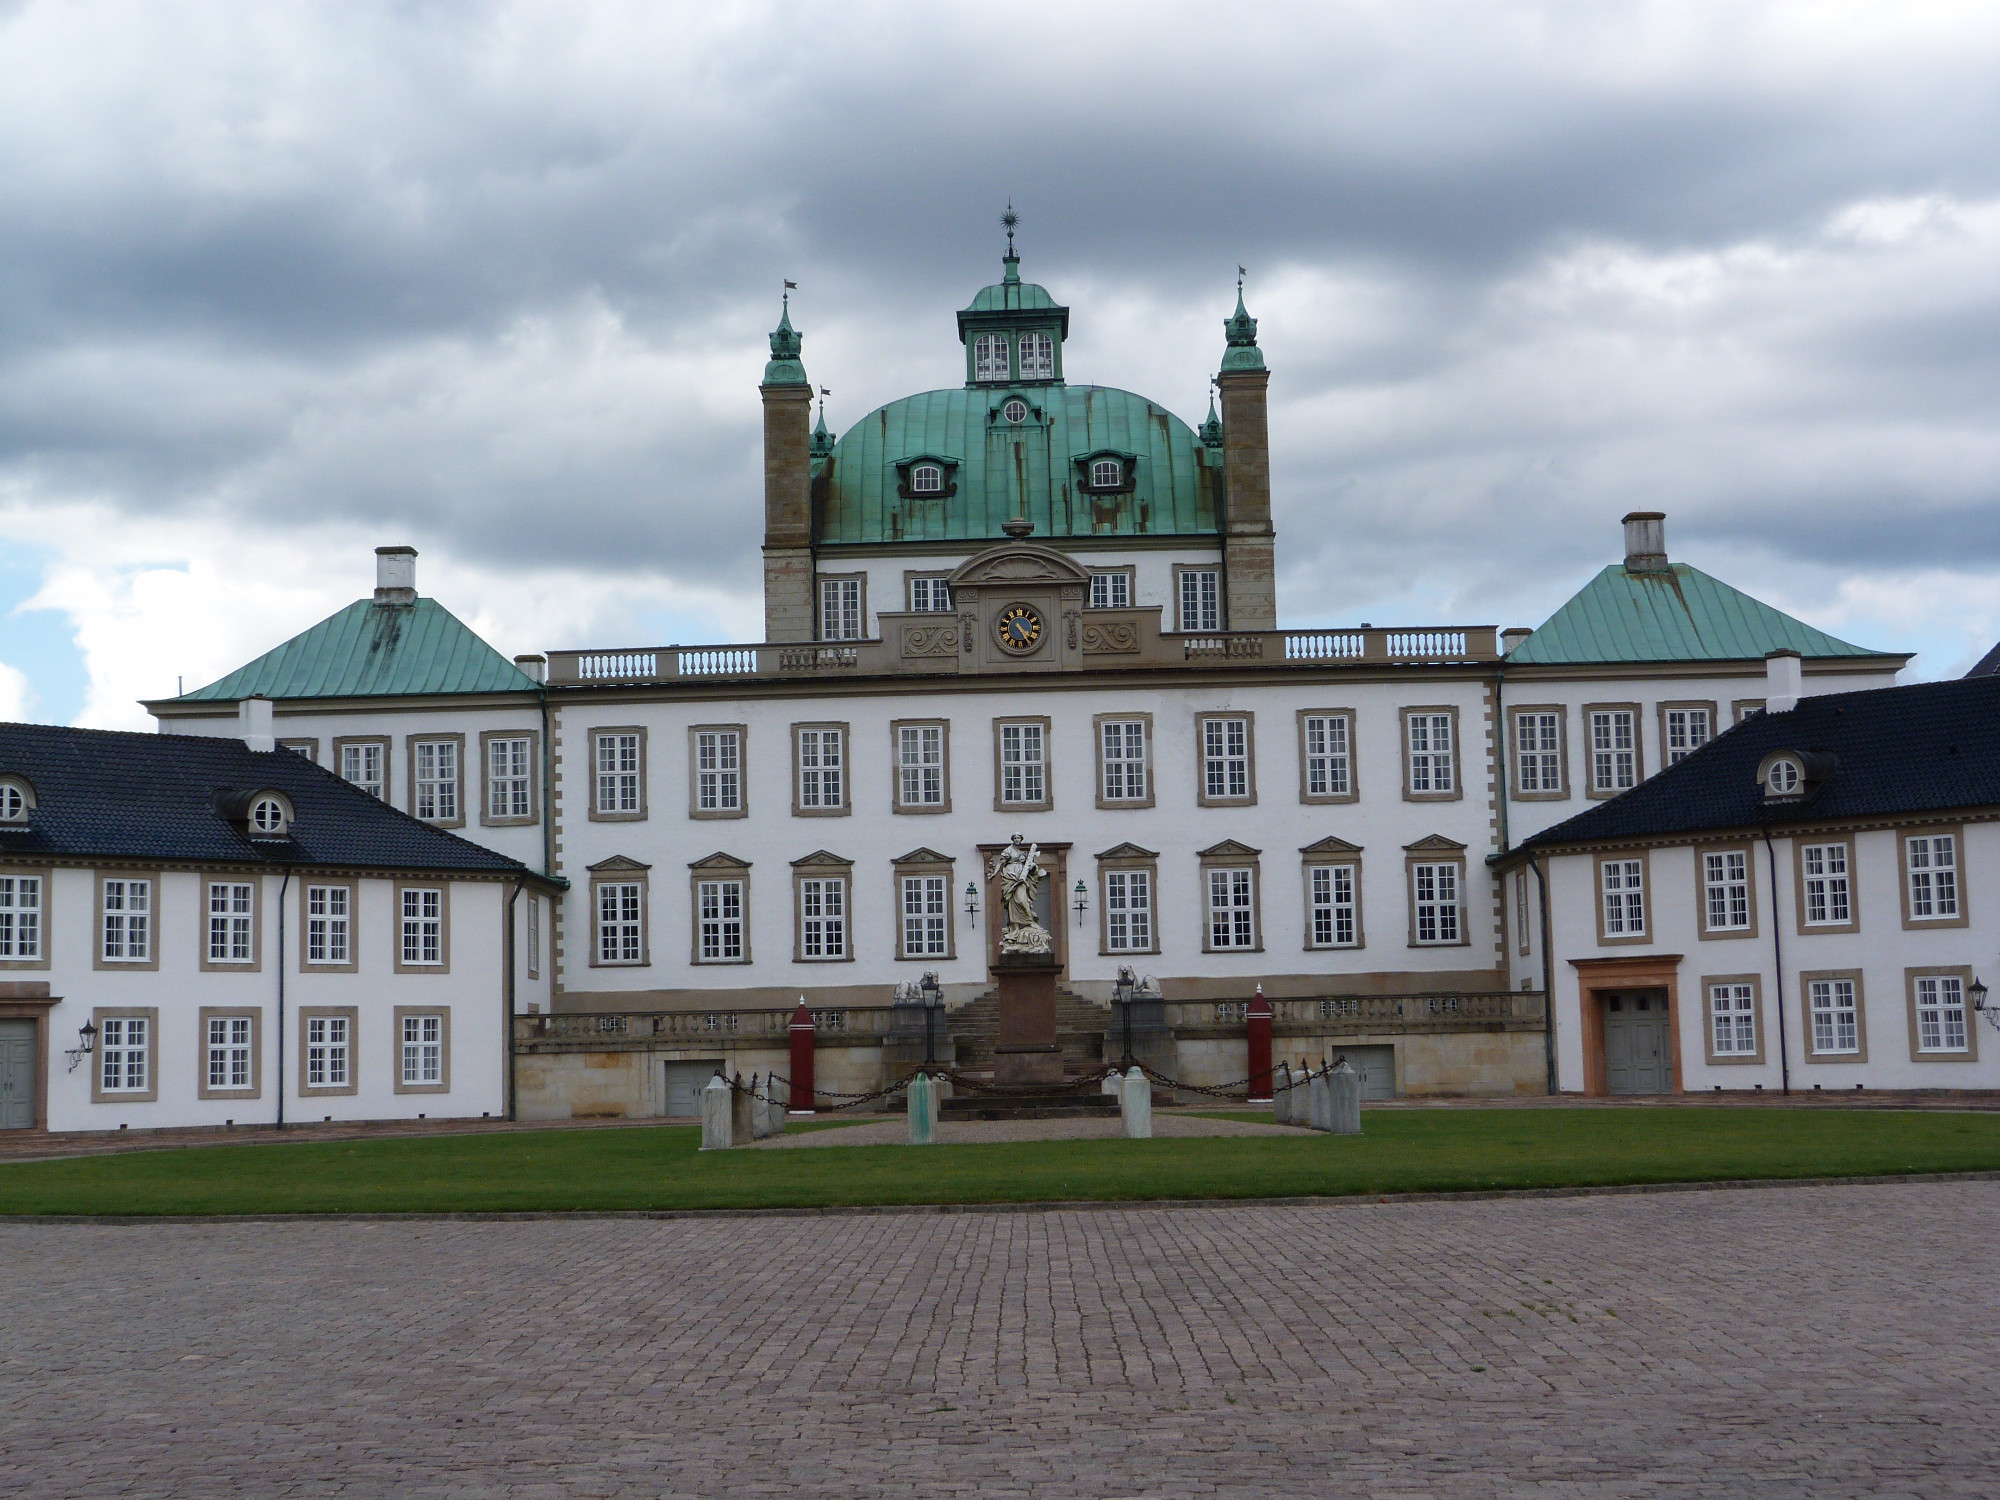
[216,787,294,839]
[1091,458,1123,489]
[893,454,960,501]
[1001,399,1029,424]
[1019,332,1054,380]
[250,796,289,835]
[910,463,944,495]
[0,776,32,826]
[974,334,1010,383]
[1757,749,1834,804]
[1766,758,1801,796]
[1075,449,1137,495]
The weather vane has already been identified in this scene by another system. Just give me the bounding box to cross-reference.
[783,277,797,310]
[1002,201,1018,254]
[1237,264,1246,292]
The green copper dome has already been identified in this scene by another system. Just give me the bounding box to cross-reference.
[962,254,1065,317]
[816,384,1218,545]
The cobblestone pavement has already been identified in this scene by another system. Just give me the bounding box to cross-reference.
[4,1181,1998,1499]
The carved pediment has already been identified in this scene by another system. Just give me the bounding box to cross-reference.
[789,849,854,870]
[587,854,653,873]
[1095,842,1160,862]
[947,542,1092,589]
[891,846,954,867]
[687,851,752,871]
[1196,838,1263,860]
[1402,834,1468,854]
[1298,836,1364,857]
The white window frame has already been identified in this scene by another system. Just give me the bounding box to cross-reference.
[1663,706,1713,765]
[596,881,644,965]
[1913,974,1970,1054]
[973,333,1010,382]
[486,735,533,821]
[696,879,746,963]
[98,1014,149,1094]
[1600,858,1646,939]
[1709,982,1758,1057]
[819,577,863,641]
[207,880,256,965]
[908,576,953,612]
[594,731,642,817]
[400,887,444,968]
[1306,863,1358,949]
[1103,868,1153,953]
[900,874,950,959]
[1302,713,1351,800]
[796,727,844,812]
[1411,862,1461,946]
[1177,568,1220,632]
[1906,834,1960,921]
[412,738,459,822]
[339,740,385,800]
[0,874,42,961]
[896,723,947,810]
[1514,711,1562,795]
[1201,716,1251,803]
[401,1013,444,1086]
[100,877,151,963]
[998,721,1047,807]
[1407,713,1455,795]
[798,876,848,961]
[910,463,944,495]
[1702,849,1752,934]
[206,1014,254,1092]
[1019,331,1054,380]
[1800,842,1852,928]
[306,1013,350,1089]
[694,729,743,814]
[1099,719,1148,804]
[1090,458,1122,488]
[1088,571,1130,609]
[1809,977,1861,1055]
[1206,866,1258,951]
[1588,708,1638,795]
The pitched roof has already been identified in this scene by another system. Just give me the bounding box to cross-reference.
[171,597,536,703]
[1507,563,1900,666]
[0,721,543,876]
[1968,640,2000,678]
[1518,675,2000,850]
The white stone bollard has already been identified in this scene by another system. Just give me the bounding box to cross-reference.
[1329,1059,1362,1136]
[908,1072,936,1145]
[1309,1064,1331,1132]
[1101,1072,1123,1097]
[1121,1065,1152,1139]
[731,1071,756,1142]
[749,1074,775,1140]
[763,1074,788,1137]
[699,1074,734,1150]
[1272,1060,1293,1125]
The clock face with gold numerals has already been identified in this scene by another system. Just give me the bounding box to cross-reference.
[994,604,1044,653]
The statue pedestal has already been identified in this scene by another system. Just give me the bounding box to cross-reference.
[992,952,1064,1086]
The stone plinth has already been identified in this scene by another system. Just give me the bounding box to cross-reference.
[992,953,1064,1086]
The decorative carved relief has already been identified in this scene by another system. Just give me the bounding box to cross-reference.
[1081,621,1139,654]
[1064,609,1080,650]
[958,613,977,653]
[903,625,959,658]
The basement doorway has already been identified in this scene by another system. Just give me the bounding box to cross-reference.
[662,1060,724,1119]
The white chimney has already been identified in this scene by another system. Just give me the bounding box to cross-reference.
[1500,627,1533,655]
[375,545,418,605]
[238,695,276,753]
[514,654,548,685]
[1765,649,1803,714]
[1622,511,1669,573]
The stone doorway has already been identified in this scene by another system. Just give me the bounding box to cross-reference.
[1569,955,1684,1096]
[1602,990,1672,1095]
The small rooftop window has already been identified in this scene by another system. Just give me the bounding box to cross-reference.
[1019,332,1054,380]
[0,776,33,826]
[1757,749,1835,804]
[1766,757,1800,797]
[216,786,294,839]
[974,334,1010,383]
[1001,399,1029,424]
[1091,458,1123,489]
[910,463,944,495]
[250,795,290,835]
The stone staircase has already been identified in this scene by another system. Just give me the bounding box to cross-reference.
[946,986,1109,1073]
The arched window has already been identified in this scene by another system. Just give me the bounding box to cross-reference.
[1091,458,1123,489]
[974,334,1010,382]
[1019,332,1054,380]
[910,463,944,495]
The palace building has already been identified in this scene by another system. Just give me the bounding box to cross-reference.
[59,235,1977,1133]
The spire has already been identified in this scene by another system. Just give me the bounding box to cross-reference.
[1199,391,1223,448]
[810,388,835,459]
[763,286,808,387]
[1001,201,1021,284]
[1220,268,1264,373]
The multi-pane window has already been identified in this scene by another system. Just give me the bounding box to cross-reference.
[973,333,1010,382]
[1589,710,1638,793]
[487,736,532,820]
[999,722,1046,805]
[1516,871,1531,955]
[207,881,255,964]
[401,888,443,966]
[1202,717,1250,801]
[1104,869,1152,952]
[1407,714,1454,794]
[401,1014,443,1085]
[527,895,541,978]
[1019,331,1054,380]
[101,878,150,962]
[99,1016,148,1093]
[1709,983,1757,1056]
[1088,572,1130,609]
[595,732,641,815]
[1100,720,1148,803]
[0,875,41,960]
[306,1014,349,1088]
[819,578,862,641]
[1800,843,1851,927]
[1703,851,1751,932]
[1412,863,1460,945]
[1914,975,1969,1053]
[1808,978,1860,1054]
[1664,707,1713,765]
[596,883,643,964]
[1303,714,1351,798]
[340,742,385,800]
[1514,712,1561,794]
[695,730,743,813]
[1090,459,1122,488]
[1308,865,1357,948]
[799,878,847,960]
[908,577,953,612]
[1906,835,1960,919]
[1178,569,1220,632]
[1207,868,1257,950]
[1601,859,1645,937]
[901,876,949,957]
[898,724,946,808]
[697,879,744,962]
[413,740,458,822]
[206,1015,253,1091]
[797,728,844,811]
[910,464,944,495]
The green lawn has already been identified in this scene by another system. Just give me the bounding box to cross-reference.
[1,1108,1995,1217]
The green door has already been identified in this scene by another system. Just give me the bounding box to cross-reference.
[0,1019,35,1130]
[1603,991,1671,1095]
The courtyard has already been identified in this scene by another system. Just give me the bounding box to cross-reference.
[3,1178,1996,1497]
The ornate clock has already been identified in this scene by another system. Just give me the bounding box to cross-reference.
[994,603,1044,653]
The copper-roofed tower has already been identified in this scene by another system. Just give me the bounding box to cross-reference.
[1216,275,1275,630]
[761,291,814,643]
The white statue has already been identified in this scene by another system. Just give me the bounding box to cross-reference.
[986,832,1052,956]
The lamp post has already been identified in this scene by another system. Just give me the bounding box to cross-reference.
[920,970,943,1067]
[1072,878,1089,927]
[1113,971,1135,1068]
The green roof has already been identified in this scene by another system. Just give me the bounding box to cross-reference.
[816,384,1219,546]
[963,277,1061,315]
[176,597,538,702]
[1509,563,1899,665]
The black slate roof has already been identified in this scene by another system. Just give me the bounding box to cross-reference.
[0,721,543,876]
[1969,640,2000,678]
[1518,674,2000,851]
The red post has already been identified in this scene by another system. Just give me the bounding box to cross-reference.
[788,998,816,1114]
[1246,984,1273,1103]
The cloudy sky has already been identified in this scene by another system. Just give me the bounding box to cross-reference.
[3,0,1998,728]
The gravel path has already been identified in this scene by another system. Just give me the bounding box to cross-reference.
[753,1110,1300,1147]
